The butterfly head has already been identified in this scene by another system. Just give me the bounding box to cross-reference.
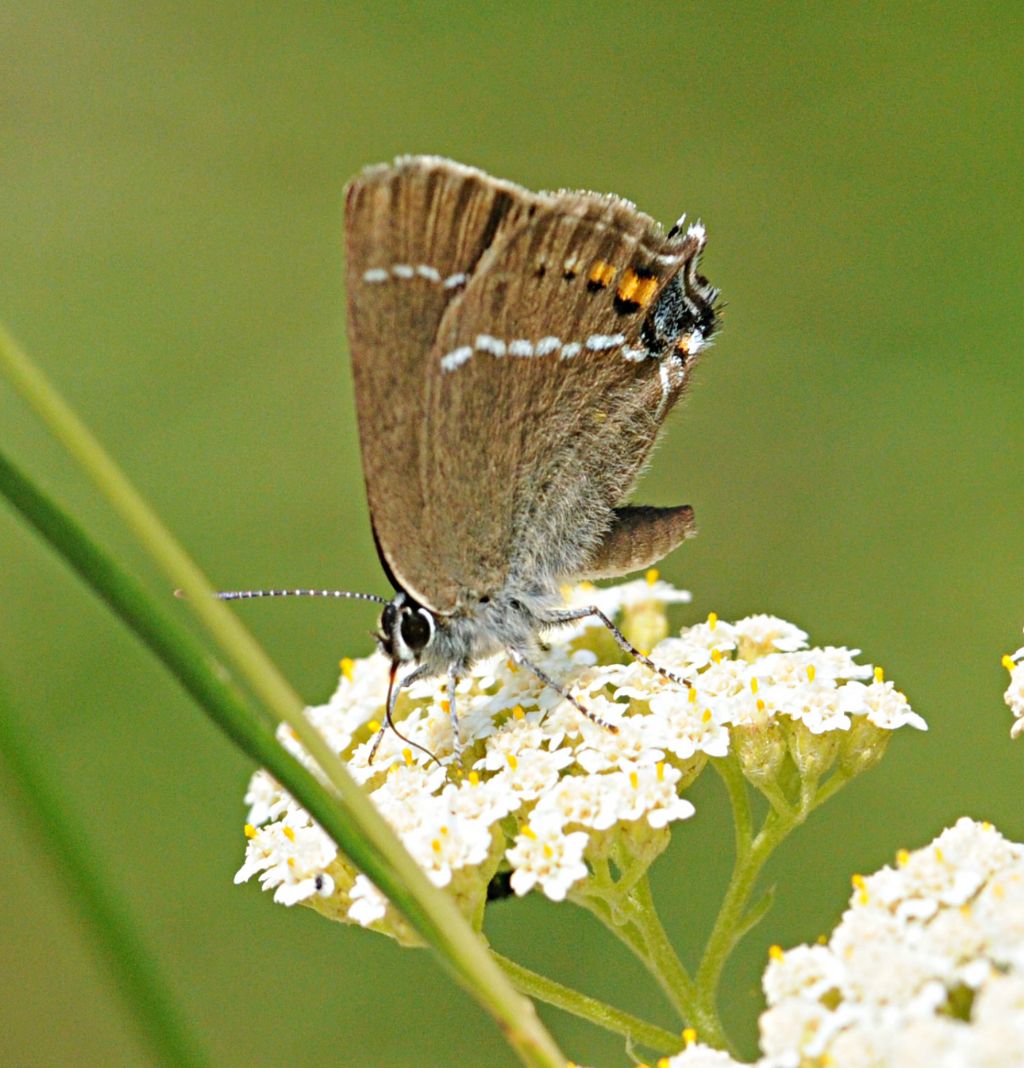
[376,590,436,665]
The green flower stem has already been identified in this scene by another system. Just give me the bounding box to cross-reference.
[574,875,730,1051]
[0,325,565,1068]
[572,882,648,957]
[629,875,699,1011]
[0,685,210,1068]
[809,770,851,812]
[493,951,684,1056]
[761,784,793,818]
[691,764,862,1038]
[627,876,730,1050]
[565,748,857,1057]
[694,807,793,1014]
[581,757,851,1054]
[716,753,753,862]
[693,763,851,1035]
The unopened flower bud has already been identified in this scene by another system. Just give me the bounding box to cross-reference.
[732,720,787,792]
[786,720,840,783]
[620,571,673,652]
[838,715,891,777]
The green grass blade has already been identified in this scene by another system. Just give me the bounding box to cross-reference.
[0,321,566,1068]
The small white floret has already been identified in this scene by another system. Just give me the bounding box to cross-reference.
[234,819,337,907]
[734,615,809,655]
[347,874,388,927]
[244,769,289,826]
[506,820,589,902]
[1006,660,1024,719]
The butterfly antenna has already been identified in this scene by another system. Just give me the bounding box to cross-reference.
[176,587,389,604]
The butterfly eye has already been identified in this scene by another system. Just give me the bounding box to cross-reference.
[399,607,434,654]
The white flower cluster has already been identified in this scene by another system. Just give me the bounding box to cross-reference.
[750,818,1024,1068]
[1004,635,1024,739]
[234,576,924,938]
[597,820,1024,1068]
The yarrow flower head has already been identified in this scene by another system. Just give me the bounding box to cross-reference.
[757,818,1024,1067]
[235,575,924,941]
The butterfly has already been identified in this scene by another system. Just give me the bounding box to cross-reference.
[221,157,719,760]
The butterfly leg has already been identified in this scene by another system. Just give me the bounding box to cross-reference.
[509,649,618,732]
[447,665,461,756]
[368,723,388,763]
[542,605,693,691]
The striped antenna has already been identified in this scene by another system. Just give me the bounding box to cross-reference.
[176,588,389,605]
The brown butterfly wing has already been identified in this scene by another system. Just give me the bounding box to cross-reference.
[345,157,715,613]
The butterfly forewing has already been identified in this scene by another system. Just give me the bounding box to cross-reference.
[345,158,539,606]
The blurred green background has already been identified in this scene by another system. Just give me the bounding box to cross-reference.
[1,3,1021,1065]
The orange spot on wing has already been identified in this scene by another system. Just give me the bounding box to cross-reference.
[588,259,616,287]
[635,275,659,305]
[617,268,640,302]
[617,269,659,307]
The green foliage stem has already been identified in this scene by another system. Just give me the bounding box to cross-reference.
[493,951,684,1057]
